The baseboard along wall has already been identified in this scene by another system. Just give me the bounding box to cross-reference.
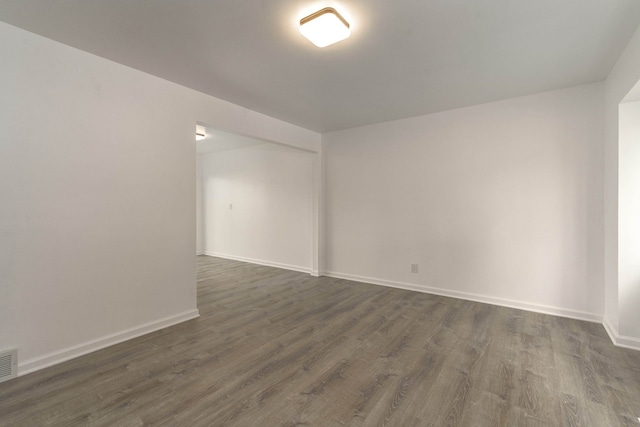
[18,309,200,376]
[603,316,640,351]
[324,271,602,323]
[204,251,311,274]
[18,259,637,377]
[323,270,637,351]
[207,254,638,350]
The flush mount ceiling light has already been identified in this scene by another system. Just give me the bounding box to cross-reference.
[299,7,350,48]
[195,132,206,141]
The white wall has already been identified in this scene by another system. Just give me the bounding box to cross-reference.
[201,144,313,272]
[2,14,637,370]
[0,21,319,374]
[604,23,640,349]
[324,83,604,320]
[196,156,204,255]
[618,100,640,341]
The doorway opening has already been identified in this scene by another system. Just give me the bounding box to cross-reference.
[617,79,640,341]
[195,124,316,274]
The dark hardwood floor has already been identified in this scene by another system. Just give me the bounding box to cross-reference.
[1,255,640,426]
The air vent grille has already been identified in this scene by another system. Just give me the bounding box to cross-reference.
[0,349,17,383]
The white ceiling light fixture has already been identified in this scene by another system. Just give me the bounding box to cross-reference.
[195,132,206,141]
[299,7,350,48]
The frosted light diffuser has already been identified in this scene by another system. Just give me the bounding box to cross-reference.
[300,7,350,48]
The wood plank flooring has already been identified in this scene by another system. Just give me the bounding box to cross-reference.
[1,255,640,426]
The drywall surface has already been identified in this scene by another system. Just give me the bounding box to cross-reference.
[604,23,640,347]
[324,83,604,320]
[618,100,640,340]
[604,24,640,333]
[201,144,313,272]
[0,21,319,372]
[196,156,204,255]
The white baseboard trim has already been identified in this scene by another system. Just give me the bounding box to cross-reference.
[603,316,640,351]
[196,251,204,256]
[324,271,603,324]
[18,308,200,376]
[204,251,312,274]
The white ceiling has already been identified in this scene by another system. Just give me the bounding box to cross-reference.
[1,1,639,132]
[196,126,265,155]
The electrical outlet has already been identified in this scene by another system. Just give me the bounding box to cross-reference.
[410,264,418,274]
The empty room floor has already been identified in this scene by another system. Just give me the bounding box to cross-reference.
[1,256,639,426]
